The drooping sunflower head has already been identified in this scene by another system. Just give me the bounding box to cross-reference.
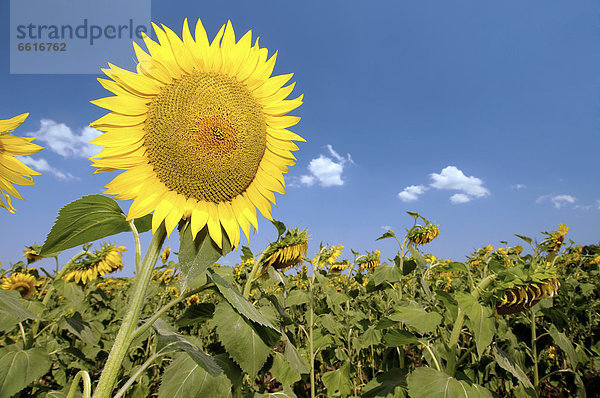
[90,19,304,249]
[63,243,126,284]
[358,250,381,273]
[261,227,309,271]
[495,278,560,315]
[1,272,37,298]
[0,113,43,213]
[329,260,350,274]
[23,244,43,264]
[407,223,440,247]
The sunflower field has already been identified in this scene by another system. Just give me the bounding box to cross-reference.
[1,206,599,398]
[1,17,599,398]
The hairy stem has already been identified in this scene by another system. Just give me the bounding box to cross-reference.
[92,224,166,398]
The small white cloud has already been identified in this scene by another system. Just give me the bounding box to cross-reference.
[511,184,526,190]
[429,166,489,204]
[300,145,352,188]
[19,156,76,180]
[450,193,471,204]
[26,119,102,158]
[299,175,316,186]
[381,225,392,231]
[536,194,576,209]
[398,185,428,202]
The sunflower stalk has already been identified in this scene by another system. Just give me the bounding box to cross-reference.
[92,224,166,398]
[66,370,92,398]
[446,273,497,376]
[531,309,539,389]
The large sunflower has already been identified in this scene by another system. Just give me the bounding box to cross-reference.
[90,19,304,248]
[0,113,43,213]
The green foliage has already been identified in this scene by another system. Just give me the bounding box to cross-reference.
[40,195,151,257]
[2,220,600,397]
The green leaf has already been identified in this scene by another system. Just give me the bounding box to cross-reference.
[0,347,52,397]
[362,368,407,398]
[158,353,231,398]
[322,362,352,397]
[384,330,419,347]
[408,246,427,268]
[210,272,278,330]
[271,352,301,385]
[401,259,418,276]
[272,220,287,239]
[40,195,141,257]
[406,211,420,220]
[132,214,153,233]
[175,303,215,327]
[178,223,231,289]
[0,290,42,324]
[456,292,496,358]
[389,304,442,334]
[407,367,492,398]
[373,264,403,285]
[376,230,396,241]
[60,312,99,346]
[492,346,534,389]
[548,324,579,367]
[286,289,310,306]
[282,333,310,375]
[152,318,222,377]
[211,302,271,379]
[360,327,383,349]
[515,234,533,245]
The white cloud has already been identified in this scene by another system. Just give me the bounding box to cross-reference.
[429,166,490,204]
[381,225,392,231]
[511,184,526,190]
[398,185,428,202]
[19,156,76,180]
[300,145,352,188]
[450,193,471,204]
[536,194,576,209]
[26,119,102,158]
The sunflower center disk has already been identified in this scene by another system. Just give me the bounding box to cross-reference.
[144,72,267,203]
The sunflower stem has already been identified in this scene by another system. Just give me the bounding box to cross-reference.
[93,224,166,398]
[242,253,263,299]
[531,309,539,389]
[66,370,92,398]
[128,220,142,270]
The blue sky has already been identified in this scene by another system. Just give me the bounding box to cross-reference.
[1,1,599,276]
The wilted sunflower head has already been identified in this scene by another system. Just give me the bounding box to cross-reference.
[63,243,126,284]
[0,113,43,213]
[261,227,309,271]
[495,278,560,315]
[1,272,37,298]
[329,260,350,273]
[407,223,440,247]
[358,250,381,273]
[89,19,304,249]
